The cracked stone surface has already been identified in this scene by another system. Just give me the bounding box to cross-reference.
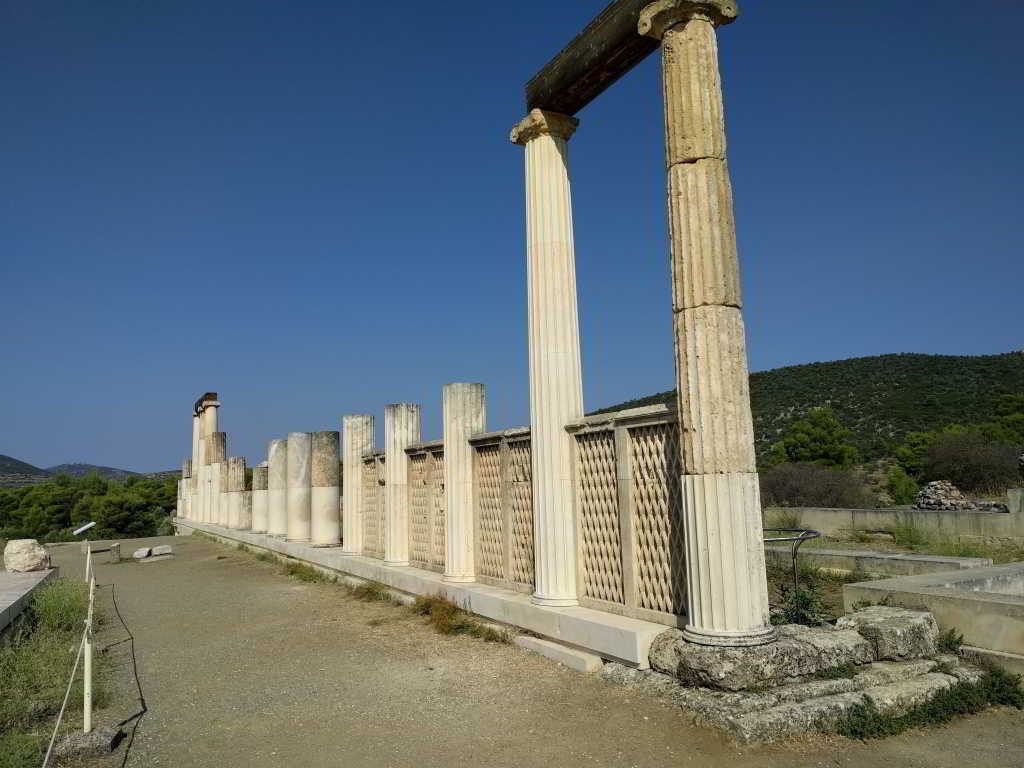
[836,606,939,660]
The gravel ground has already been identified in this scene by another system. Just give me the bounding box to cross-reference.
[48,535,1024,768]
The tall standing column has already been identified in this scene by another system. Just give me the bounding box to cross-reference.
[511,109,584,606]
[286,432,312,542]
[190,413,201,519]
[251,464,269,533]
[311,431,341,547]
[442,383,486,583]
[640,0,774,646]
[267,439,289,537]
[200,399,220,524]
[227,457,246,529]
[207,432,226,528]
[383,404,420,566]
[341,415,374,555]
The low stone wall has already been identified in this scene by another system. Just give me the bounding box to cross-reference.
[0,568,58,634]
[769,495,1024,543]
[765,546,991,578]
[843,563,1024,674]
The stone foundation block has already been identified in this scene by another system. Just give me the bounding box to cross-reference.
[514,635,604,673]
[836,606,938,660]
[650,624,872,691]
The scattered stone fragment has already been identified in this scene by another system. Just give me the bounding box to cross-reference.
[913,480,1007,511]
[132,547,152,560]
[836,606,938,660]
[3,539,51,572]
[151,544,173,556]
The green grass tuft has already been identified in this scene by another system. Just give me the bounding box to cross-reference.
[412,595,509,643]
[349,581,398,603]
[836,669,1024,739]
[938,627,965,654]
[814,663,858,680]
[282,561,328,583]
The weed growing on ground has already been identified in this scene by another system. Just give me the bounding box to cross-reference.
[813,663,858,680]
[282,561,329,583]
[412,595,510,643]
[938,627,965,654]
[766,509,803,530]
[892,519,929,548]
[349,581,399,603]
[835,668,1024,739]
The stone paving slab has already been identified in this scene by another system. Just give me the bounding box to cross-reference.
[0,567,59,634]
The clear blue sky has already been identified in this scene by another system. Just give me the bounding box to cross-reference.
[2,1,1021,472]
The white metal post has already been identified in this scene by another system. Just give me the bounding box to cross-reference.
[83,549,94,734]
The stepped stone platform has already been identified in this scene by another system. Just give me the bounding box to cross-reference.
[604,655,983,743]
[620,605,975,742]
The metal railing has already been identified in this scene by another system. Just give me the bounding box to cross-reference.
[41,542,97,767]
[763,527,821,593]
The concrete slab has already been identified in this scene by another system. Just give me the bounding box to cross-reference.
[514,635,604,673]
[766,546,991,577]
[0,568,59,634]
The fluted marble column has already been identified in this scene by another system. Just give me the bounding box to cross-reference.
[251,464,269,533]
[267,439,288,537]
[341,415,374,555]
[311,431,341,547]
[286,432,312,542]
[640,0,773,646]
[207,432,226,527]
[511,109,584,606]
[442,383,486,583]
[383,405,421,566]
[227,456,246,529]
[199,400,220,523]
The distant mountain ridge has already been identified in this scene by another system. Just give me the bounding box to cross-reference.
[46,463,139,481]
[0,455,52,488]
[594,351,1024,461]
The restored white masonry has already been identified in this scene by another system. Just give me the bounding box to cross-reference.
[286,432,312,543]
[311,430,341,547]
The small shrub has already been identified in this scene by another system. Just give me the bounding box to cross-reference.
[155,516,175,536]
[939,627,965,654]
[766,509,802,529]
[761,463,874,509]
[283,561,327,583]
[835,669,1024,739]
[772,581,829,626]
[892,519,929,548]
[350,581,397,603]
[923,431,1021,494]
[885,466,919,505]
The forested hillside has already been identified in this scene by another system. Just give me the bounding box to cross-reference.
[595,352,1024,461]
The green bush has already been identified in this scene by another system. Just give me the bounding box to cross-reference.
[28,579,88,634]
[885,465,919,505]
[836,668,1024,739]
[767,407,860,469]
[923,431,1020,493]
[761,463,874,509]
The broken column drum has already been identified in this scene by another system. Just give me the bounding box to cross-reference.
[341,415,374,555]
[207,432,227,529]
[286,432,312,543]
[227,456,246,529]
[251,465,269,534]
[311,431,341,547]
[267,439,289,537]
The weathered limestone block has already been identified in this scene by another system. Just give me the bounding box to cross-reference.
[151,544,173,557]
[669,159,740,310]
[650,624,872,691]
[836,606,938,660]
[311,430,341,547]
[3,539,51,572]
[133,547,152,560]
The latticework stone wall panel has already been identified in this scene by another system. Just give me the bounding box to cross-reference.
[361,457,385,559]
[576,432,624,604]
[508,440,535,586]
[630,424,686,615]
[409,453,430,568]
[475,445,505,580]
[429,452,446,571]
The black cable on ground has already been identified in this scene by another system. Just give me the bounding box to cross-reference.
[97,582,148,766]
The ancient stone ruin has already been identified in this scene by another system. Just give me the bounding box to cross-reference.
[171,0,971,742]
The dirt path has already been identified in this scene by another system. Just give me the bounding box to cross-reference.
[50,536,1024,768]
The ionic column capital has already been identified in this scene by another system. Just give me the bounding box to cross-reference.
[510,108,579,146]
[638,0,738,39]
